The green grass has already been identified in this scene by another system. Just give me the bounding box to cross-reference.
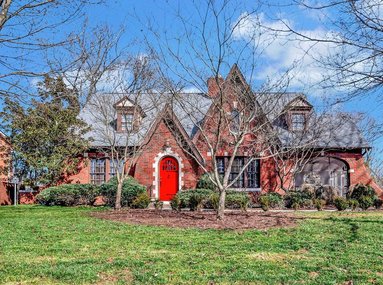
[1,207,383,284]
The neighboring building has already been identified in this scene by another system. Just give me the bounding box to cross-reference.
[67,65,383,201]
[0,132,12,205]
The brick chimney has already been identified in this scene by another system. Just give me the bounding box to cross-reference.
[207,75,224,98]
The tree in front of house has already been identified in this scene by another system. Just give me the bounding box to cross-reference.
[82,53,160,210]
[0,76,90,186]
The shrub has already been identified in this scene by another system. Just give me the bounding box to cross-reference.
[301,184,316,199]
[171,189,249,211]
[348,199,359,211]
[175,189,214,210]
[315,186,338,204]
[196,173,216,190]
[334,197,348,211]
[374,198,383,209]
[100,176,147,208]
[358,196,373,211]
[348,184,376,200]
[36,184,100,206]
[259,192,282,211]
[347,184,376,211]
[225,192,250,211]
[313,199,326,211]
[284,190,313,209]
[170,195,181,211]
[131,192,150,209]
[189,191,208,211]
[259,195,270,211]
[154,199,163,210]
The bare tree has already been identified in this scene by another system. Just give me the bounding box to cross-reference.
[0,0,103,101]
[141,0,326,219]
[81,54,161,210]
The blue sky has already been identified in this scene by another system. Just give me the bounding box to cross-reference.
[2,0,382,158]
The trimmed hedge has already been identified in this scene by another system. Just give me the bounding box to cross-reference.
[36,184,100,206]
[334,197,348,211]
[100,176,147,208]
[171,189,250,211]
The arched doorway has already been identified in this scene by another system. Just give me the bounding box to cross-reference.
[295,157,350,196]
[159,156,179,201]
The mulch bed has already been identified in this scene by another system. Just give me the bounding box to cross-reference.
[90,209,300,230]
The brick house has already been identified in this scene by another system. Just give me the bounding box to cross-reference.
[68,64,383,201]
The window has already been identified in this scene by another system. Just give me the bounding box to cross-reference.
[121,113,134,131]
[231,109,240,133]
[109,159,124,178]
[291,113,306,131]
[247,160,260,188]
[216,157,260,189]
[90,159,106,185]
[229,157,244,187]
[217,157,225,176]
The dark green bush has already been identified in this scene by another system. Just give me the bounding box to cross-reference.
[347,184,376,211]
[225,192,250,211]
[172,189,213,210]
[358,196,373,210]
[374,198,383,209]
[131,192,150,209]
[36,184,100,206]
[284,190,313,209]
[313,199,326,211]
[100,176,147,208]
[259,193,283,211]
[171,189,249,211]
[170,195,181,211]
[196,173,216,190]
[334,197,348,211]
[315,186,338,204]
[348,184,376,200]
[348,199,359,211]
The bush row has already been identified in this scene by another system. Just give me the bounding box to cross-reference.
[170,189,250,211]
[36,176,150,208]
[258,184,382,211]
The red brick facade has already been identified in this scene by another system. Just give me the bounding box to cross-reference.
[64,66,383,201]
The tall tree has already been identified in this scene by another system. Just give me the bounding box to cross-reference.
[0,75,90,185]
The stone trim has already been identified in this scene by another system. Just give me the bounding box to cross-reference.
[152,147,184,200]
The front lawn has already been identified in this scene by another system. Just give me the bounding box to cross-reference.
[0,206,382,284]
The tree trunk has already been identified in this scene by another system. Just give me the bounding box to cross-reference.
[217,190,226,220]
[115,180,123,210]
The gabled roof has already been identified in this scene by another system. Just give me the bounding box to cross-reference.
[142,104,205,164]
[79,64,369,151]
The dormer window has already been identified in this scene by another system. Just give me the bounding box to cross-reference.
[121,113,134,131]
[113,96,146,133]
[290,112,306,131]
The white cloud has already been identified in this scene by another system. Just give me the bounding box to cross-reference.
[233,13,340,95]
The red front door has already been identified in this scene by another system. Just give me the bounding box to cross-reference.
[159,157,179,201]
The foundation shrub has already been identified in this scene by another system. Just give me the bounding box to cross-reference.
[196,173,216,190]
[259,192,283,211]
[334,197,348,211]
[225,192,250,211]
[348,199,359,211]
[348,184,376,211]
[374,198,383,209]
[284,190,313,209]
[131,192,150,209]
[99,176,147,208]
[36,184,100,206]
